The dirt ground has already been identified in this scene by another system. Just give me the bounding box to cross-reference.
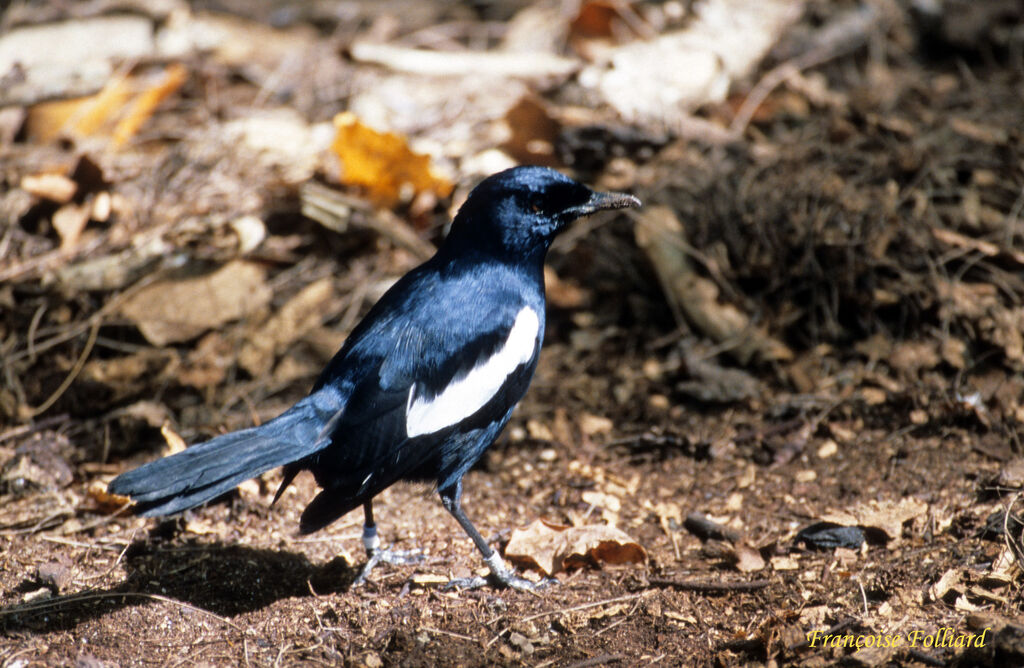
[2,1,1024,666]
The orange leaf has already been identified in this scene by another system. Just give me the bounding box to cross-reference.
[112,63,187,147]
[330,112,452,208]
[25,65,187,147]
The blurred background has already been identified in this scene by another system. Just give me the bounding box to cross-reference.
[2,1,1024,665]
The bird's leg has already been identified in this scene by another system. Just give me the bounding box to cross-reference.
[352,501,422,585]
[439,481,554,592]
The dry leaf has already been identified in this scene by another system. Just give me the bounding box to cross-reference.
[570,1,625,40]
[119,261,271,346]
[821,497,928,542]
[239,278,335,377]
[579,413,614,437]
[51,203,91,250]
[505,518,647,575]
[330,111,452,208]
[20,173,77,203]
[501,96,560,166]
[580,0,802,125]
[732,541,767,573]
[635,206,792,365]
[160,421,186,455]
[90,480,131,513]
[111,63,188,147]
[25,64,186,146]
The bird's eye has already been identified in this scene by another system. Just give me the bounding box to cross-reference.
[531,204,540,213]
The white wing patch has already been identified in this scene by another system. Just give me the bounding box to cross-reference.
[405,306,540,438]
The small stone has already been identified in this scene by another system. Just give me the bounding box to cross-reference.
[37,560,72,591]
[507,632,535,655]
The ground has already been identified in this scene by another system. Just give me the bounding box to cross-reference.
[2,1,1024,666]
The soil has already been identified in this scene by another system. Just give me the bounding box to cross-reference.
[2,1,1024,666]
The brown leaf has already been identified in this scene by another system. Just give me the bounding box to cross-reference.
[505,518,647,575]
[119,261,271,346]
[732,541,767,573]
[238,278,334,377]
[820,497,928,542]
[501,96,560,166]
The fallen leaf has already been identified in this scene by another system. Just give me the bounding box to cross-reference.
[238,278,335,377]
[161,421,186,455]
[20,173,77,203]
[90,480,130,513]
[581,490,621,513]
[330,111,452,208]
[635,206,792,365]
[411,573,449,586]
[51,202,91,250]
[732,541,766,573]
[500,96,561,166]
[505,519,647,575]
[111,63,188,147]
[580,0,802,125]
[26,64,186,146]
[770,555,799,571]
[578,412,614,437]
[119,261,271,346]
[821,497,928,542]
[928,568,963,603]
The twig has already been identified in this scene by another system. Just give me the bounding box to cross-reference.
[564,654,625,668]
[38,535,125,551]
[0,414,69,444]
[729,5,878,138]
[349,41,577,79]
[521,593,646,623]
[1004,492,1024,567]
[487,593,646,648]
[301,181,436,261]
[647,578,773,593]
[855,577,869,616]
[25,316,100,418]
[683,513,742,543]
[419,626,479,643]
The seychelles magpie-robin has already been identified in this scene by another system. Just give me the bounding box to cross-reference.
[108,166,641,591]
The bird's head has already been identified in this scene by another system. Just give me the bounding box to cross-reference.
[445,166,640,259]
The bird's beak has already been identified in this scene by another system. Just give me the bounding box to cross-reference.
[570,190,642,217]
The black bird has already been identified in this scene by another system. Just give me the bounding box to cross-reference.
[108,166,641,590]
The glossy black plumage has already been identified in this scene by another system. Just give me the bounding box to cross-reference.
[108,166,640,590]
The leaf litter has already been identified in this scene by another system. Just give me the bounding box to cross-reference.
[1,0,1024,666]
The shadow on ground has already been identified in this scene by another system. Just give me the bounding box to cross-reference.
[1,539,356,633]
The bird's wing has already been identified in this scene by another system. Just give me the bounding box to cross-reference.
[297,289,543,533]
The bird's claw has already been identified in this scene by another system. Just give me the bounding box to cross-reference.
[444,566,554,592]
[353,547,424,585]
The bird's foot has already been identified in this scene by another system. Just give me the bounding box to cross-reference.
[444,553,555,592]
[353,547,424,586]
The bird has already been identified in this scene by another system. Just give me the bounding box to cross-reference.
[108,166,641,591]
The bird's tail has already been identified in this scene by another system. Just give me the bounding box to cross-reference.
[108,387,346,516]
